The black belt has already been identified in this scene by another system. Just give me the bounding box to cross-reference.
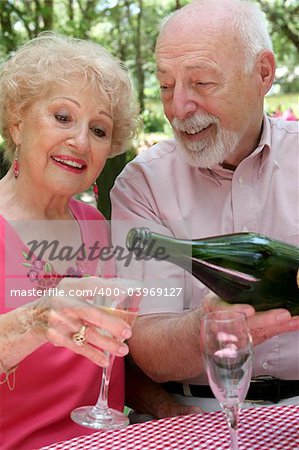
[163,377,299,404]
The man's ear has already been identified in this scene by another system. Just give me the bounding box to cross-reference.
[9,120,24,146]
[256,50,276,96]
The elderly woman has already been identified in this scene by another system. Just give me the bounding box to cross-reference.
[0,32,138,449]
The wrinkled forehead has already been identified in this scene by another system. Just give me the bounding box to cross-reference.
[50,77,110,100]
[61,73,110,100]
[155,9,244,73]
[156,2,238,54]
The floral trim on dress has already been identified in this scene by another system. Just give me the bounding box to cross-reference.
[21,250,91,295]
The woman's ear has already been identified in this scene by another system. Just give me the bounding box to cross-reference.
[257,50,276,96]
[9,120,24,146]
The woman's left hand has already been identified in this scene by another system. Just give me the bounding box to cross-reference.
[31,277,133,367]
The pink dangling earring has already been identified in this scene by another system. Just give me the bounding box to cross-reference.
[13,147,19,179]
[93,181,99,203]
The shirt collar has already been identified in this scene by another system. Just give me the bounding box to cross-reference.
[257,113,271,150]
[253,114,277,178]
[197,114,275,183]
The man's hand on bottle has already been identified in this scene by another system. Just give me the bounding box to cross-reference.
[202,291,299,346]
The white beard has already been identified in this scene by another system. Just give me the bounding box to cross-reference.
[172,113,241,168]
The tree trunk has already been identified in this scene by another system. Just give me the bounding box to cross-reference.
[0,3,17,52]
[43,0,54,30]
[135,0,145,112]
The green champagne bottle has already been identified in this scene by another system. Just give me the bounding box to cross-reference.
[126,227,299,315]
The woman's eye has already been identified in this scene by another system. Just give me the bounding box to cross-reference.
[54,113,70,123]
[92,127,106,138]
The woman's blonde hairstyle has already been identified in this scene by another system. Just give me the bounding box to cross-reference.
[0,31,139,161]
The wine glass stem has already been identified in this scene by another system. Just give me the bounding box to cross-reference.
[229,426,239,450]
[226,406,239,450]
[93,353,115,414]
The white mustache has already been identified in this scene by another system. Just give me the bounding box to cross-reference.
[172,113,219,132]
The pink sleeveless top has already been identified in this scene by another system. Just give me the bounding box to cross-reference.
[0,199,124,450]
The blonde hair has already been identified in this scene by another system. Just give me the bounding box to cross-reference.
[0,31,139,161]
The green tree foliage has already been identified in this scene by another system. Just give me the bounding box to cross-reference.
[258,0,299,93]
[258,0,299,66]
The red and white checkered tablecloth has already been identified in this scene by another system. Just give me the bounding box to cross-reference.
[41,405,299,450]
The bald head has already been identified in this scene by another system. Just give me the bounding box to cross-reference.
[162,0,241,29]
[156,0,272,72]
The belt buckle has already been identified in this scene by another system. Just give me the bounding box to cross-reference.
[182,383,193,397]
[251,375,277,383]
[250,376,281,403]
[269,378,281,403]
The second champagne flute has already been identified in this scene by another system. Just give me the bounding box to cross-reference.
[201,310,253,450]
[71,277,142,430]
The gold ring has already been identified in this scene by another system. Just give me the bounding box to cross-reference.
[72,325,87,346]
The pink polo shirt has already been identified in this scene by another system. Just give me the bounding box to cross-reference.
[111,115,299,381]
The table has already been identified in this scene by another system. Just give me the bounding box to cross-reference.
[40,405,299,449]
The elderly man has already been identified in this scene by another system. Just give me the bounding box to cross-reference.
[111,0,299,413]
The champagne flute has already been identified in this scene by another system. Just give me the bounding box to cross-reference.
[71,277,142,430]
[201,310,253,450]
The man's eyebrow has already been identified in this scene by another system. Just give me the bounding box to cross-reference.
[156,63,218,74]
[185,63,218,71]
[156,67,167,74]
